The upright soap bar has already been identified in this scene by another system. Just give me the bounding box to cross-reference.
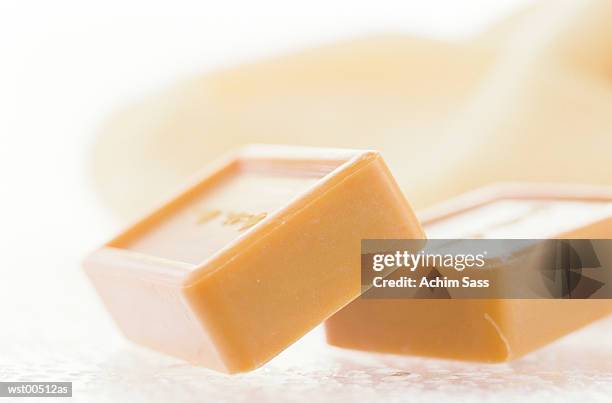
[325,183,612,362]
[84,145,423,373]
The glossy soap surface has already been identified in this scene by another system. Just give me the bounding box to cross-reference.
[325,184,612,362]
[84,145,424,373]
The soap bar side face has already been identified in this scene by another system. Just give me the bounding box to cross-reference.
[325,298,510,361]
[84,250,226,371]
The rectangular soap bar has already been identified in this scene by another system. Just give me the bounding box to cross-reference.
[325,183,612,362]
[84,145,423,373]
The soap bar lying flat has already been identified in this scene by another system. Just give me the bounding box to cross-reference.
[84,145,423,373]
[325,183,612,362]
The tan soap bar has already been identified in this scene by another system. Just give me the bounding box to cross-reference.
[84,145,423,373]
[325,183,612,362]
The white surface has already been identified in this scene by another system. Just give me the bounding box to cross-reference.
[1,1,611,402]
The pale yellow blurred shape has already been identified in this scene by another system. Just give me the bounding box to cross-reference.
[92,0,612,221]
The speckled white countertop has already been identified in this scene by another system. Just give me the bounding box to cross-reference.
[1,255,611,403]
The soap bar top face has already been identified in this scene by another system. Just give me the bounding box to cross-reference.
[111,161,331,264]
[426,199,612,238]
[108,146,356,266]
[421,183,612,238]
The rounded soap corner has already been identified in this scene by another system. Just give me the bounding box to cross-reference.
[482,349,514,364]
[352,149,382,166]
[361,149,381,159]
[179,273,203,293]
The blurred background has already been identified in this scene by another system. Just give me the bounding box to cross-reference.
[1,1,612,402]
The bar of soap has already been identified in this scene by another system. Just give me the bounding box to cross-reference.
[84,145,423,373]
[325,183,612,362]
